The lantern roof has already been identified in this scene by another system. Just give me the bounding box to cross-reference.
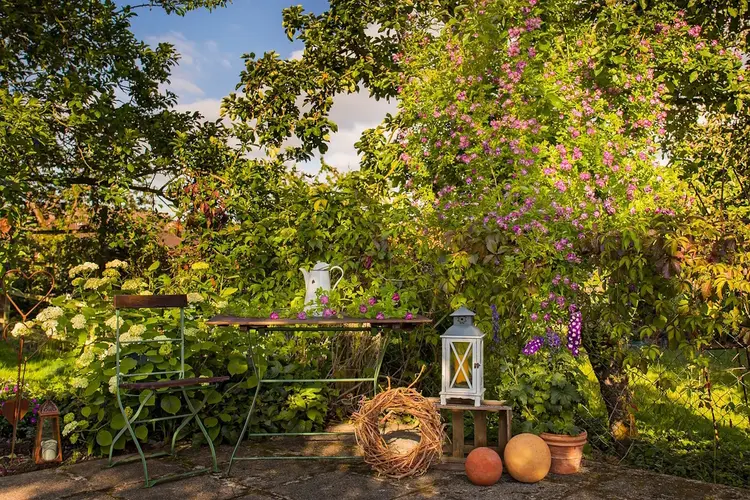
[38,400,59,417]
[450,307,475,317]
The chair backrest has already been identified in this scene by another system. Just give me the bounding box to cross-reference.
[114,294,187,309]
[112,294,188,388]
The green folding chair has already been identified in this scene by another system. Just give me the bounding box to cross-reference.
[107,294,229,487]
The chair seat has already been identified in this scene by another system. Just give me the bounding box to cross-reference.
[120,376,230,390]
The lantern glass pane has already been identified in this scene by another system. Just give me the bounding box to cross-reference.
[449,341,473,389]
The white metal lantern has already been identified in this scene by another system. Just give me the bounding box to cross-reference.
[440,307,485,407]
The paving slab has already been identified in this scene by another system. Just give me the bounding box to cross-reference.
[0,441,748,500]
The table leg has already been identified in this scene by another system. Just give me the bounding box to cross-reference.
[452,410,464,458]
[474,410,487,448]
[498,409,511,456]
[227,327,263,476]
[372,327,389,395]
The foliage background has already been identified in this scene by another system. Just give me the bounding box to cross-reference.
[2,0,750,488]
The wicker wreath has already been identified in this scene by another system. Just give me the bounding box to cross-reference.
[352,383,444,478]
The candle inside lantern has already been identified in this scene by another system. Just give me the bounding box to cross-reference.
[41,439,57,461]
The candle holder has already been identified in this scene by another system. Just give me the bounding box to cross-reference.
[34,400,62,464]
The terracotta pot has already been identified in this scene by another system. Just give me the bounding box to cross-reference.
[540,430,587,474]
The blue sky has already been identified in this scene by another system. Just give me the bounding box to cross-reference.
[125,1,396,172]
[128,1,328,105]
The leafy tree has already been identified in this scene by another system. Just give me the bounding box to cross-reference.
[0,0,228,272]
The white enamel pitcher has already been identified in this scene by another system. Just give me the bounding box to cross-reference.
[300,262,344,309]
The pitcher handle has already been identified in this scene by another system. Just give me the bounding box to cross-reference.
[330,266,344,290]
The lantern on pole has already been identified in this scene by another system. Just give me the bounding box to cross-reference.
[34,400,62,464]
[439,307,485,407]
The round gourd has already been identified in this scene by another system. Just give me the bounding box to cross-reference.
[464,447,503,486]
[503,433,551,483]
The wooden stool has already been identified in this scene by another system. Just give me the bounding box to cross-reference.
[428,398,512,462]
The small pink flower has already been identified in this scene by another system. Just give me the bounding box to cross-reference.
[368,297,377,306]
[320,295,329,305]
[297,311,307,320]
[359,304,368,314]
[405,312,414,320]
[323,308,334,318]
[376,312,385,320]
[270,311,279,320]
[392,293,400,302]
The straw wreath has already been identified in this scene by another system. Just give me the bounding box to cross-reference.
[352,377,444,478]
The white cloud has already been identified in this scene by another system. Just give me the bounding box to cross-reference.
[316,91,396,171]
[289,49,304,60]
[168,77,204,96]
[175,98,223,122]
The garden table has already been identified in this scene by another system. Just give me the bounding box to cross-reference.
[206,314,432,474]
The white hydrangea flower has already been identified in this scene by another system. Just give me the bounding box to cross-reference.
[84,277,108,290]
[108,375,118,394]
[76,349,95,369]
[11,321,33,338]
[37,306,63,321]
[120,324,145,342]
[153,335,169,341]
[69,262,99,278]
[105,260,129,270]
[105,315,123,330]
[158,343,172,356]
[184,327,199,338]
[121,279,145,291]
[139,290,153,296]
[42,319,61,339]
[71,377,89,389]
[98,344,116,360]
[71,314,87,329]
[213,300,228,310]
[187,293,204,304]
[102,268,121,279]
[62,421,78,437]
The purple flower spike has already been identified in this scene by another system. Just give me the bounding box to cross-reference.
[567,310,582,356]
[522,336,544,356]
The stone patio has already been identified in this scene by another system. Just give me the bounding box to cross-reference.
[1,438,748,500]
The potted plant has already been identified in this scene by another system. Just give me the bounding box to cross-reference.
[492,315,588,475]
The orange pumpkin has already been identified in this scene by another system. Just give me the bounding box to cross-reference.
[465,447,503,486]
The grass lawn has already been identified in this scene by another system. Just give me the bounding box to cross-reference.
[0,339,73,397]
[579,348,750,487]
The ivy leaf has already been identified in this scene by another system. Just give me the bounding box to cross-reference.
[96,430,113,447]
[160,395,181,414]
[228,357,248,376]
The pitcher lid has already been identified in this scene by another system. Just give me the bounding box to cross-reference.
[312,262,331,270]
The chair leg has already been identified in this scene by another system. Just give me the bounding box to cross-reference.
[114,387,150,487]
[181,388,219,472]
[109,391,152,466]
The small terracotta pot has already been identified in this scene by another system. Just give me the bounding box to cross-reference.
[540,430,587,474]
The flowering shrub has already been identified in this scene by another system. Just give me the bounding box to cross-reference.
[381,0,748,436]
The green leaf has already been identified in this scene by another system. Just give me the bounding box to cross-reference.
[119,357,138,373]
[148,261,160,272]
[96,430,113,447]
[228,358,248,376]
[81,406,92,418]
[204,417,218,427]
[689,71,698,83]
[111,413,126,430]
[206,390,223,404]
[160,395,181,414]
[135,426,148,441]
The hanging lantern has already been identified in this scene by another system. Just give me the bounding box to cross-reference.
[34,400,62,464]
[440,307,485,407]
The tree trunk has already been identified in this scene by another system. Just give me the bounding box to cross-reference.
[586,346,636,454]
